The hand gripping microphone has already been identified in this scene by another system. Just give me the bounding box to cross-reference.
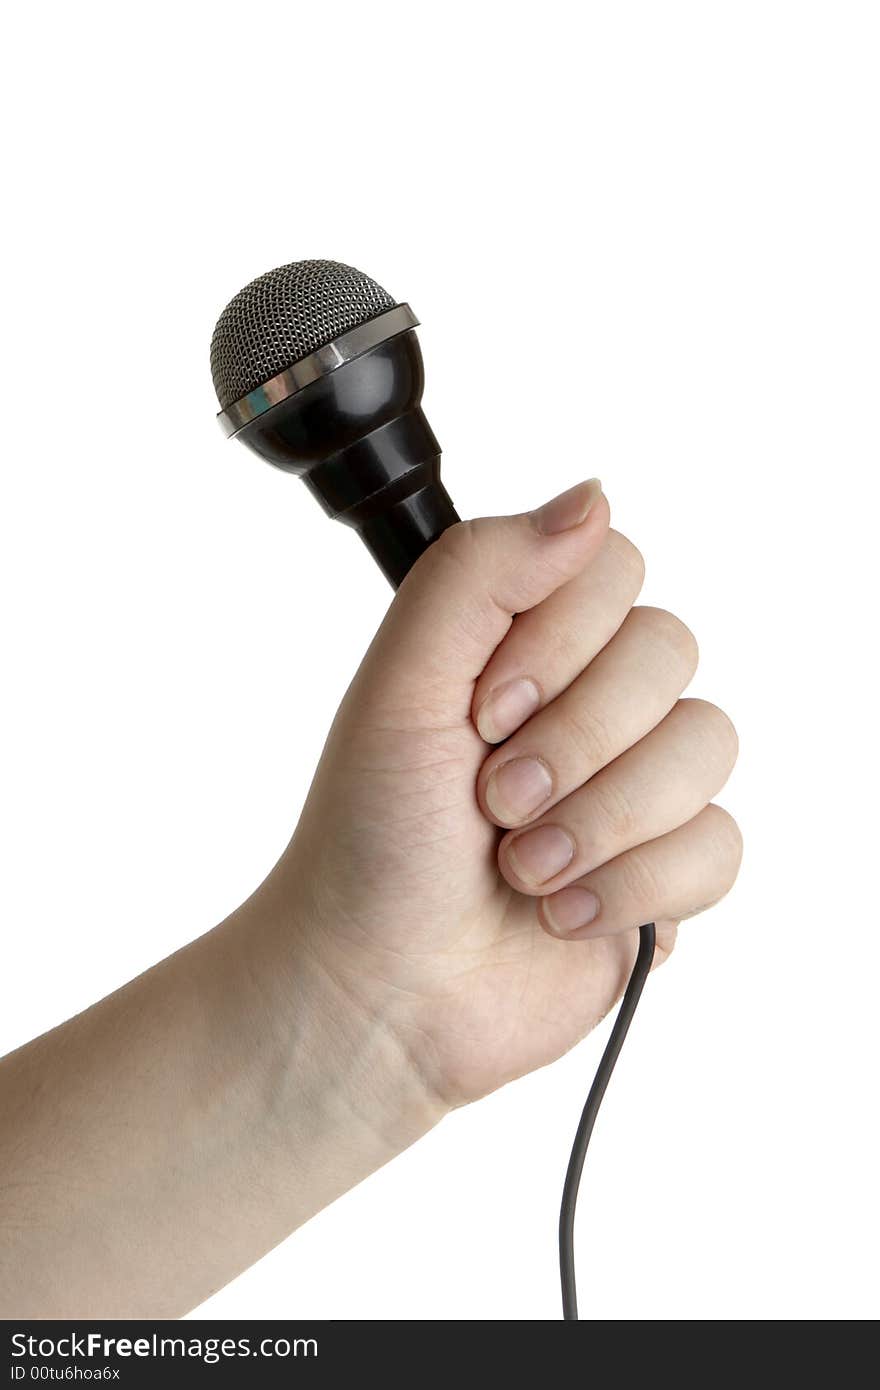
[210,259,655,1319]
[211,259,459,586]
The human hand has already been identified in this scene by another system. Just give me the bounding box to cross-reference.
[0,480,742,1319]
[280,481,741,1111]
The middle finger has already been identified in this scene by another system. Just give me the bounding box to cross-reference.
[478,606,698,829]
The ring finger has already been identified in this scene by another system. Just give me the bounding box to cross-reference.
[498,698,738,893]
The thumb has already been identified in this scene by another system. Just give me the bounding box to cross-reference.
[357,479,609,718]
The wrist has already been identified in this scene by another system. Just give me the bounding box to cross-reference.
[219,869,448,1216]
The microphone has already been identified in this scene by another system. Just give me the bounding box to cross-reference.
[211,258,459,587]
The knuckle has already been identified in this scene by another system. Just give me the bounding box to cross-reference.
[618,845,669,908]
[539,610,579,665]
[631,606,700,671]
[678,698,740,764]
[606,530,646,591]
[704,804,744,880]
[437,516,566,614]
[433,517,484,570]
[418,520,474,589]
[560,702,616,770]
[589,775,639,845]
[527,536,586,597]
[429,520,518,620]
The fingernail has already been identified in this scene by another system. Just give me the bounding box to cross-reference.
[485,757,553,824]
[476,678,541,743]
[533,479,603,536]
[543,886,601,935]
[507,825,575,885]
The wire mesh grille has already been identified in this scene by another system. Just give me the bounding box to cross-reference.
[210,259,396,409]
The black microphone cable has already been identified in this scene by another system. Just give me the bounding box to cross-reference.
[559,921,656,1319]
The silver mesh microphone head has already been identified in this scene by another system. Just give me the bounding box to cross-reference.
[210,259,398,412]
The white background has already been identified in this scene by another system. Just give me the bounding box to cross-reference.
[1,2,877,1321]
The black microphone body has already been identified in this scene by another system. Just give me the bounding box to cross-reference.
[235,332,457,588]
[211,261,459,587]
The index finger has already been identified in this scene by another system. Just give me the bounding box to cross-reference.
[471,529,645,745]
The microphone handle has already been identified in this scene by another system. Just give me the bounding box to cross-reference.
[354,470,459,588]
[298,401,460,588]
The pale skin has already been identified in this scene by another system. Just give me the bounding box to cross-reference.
[0,480,741,1317]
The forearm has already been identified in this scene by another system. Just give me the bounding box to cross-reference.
[0,863,443,1318]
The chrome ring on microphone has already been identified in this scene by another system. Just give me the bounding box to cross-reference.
[216,303,420,438]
